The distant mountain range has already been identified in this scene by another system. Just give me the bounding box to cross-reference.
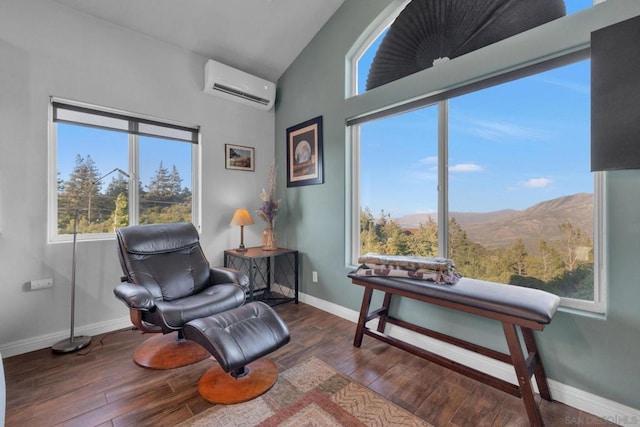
[396,193,593,250]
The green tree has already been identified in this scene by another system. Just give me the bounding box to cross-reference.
[557,222,592,271]
[168,165,185,202]
[360,207,381,254]
[506,238,529,277]
[533,240,563,282]
[58,154,101,233]
[380,219,410,254]
[145,161,173,205]
[141,162,192,224]
[410,217,438,257]
[111,192,129,230]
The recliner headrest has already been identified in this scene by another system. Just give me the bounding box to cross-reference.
[116,222,200,255]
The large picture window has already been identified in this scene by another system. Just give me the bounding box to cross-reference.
[49,100,200,242]
[351,57,604,313]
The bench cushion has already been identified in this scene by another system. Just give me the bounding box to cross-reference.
[349,273,560,325]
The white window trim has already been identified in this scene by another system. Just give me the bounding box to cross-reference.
[47,98,201,243]
[559,173,606,313]
[345,0,409,98]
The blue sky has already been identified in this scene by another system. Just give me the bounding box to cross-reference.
[358,0,593,217]
[58,124,192,191]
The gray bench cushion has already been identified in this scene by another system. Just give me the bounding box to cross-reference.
[349,273,561,325]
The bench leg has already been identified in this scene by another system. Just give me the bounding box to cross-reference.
[503,322,545,427]
[522,327,553,401]
[354,287,374,347]
[377,292,393,333]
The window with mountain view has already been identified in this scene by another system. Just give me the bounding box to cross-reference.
[50,101,199,241]
[351,0,602,312]
[353,56,603,312]
[447,60,594,302]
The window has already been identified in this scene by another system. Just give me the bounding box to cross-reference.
[352,0,595,96]
[49,100,200,242]
[351,57,604,312]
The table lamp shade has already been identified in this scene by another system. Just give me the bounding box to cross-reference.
[230,209,254,226]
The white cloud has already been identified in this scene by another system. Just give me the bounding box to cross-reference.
[407,171,437,181]
[523,178,552,188]
[458,117,549,142]
[535,76,590,94]
[420,156,438,164]
[449,163,483,172]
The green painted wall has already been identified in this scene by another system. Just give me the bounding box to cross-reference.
[275,0,640,409]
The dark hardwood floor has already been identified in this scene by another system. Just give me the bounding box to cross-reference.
[4,302,615,426]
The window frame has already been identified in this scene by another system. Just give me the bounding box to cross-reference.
[345,0,409,98]
[47,98,201,243]
[347,58,606,314]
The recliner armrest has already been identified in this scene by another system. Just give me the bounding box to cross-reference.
[211,267,249,291]
[114,282,156,311]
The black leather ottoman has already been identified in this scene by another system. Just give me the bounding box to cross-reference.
[184,301,290,404]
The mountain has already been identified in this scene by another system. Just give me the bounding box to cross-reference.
[396,193,593,250]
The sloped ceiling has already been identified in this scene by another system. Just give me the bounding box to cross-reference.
[52,0,345,82]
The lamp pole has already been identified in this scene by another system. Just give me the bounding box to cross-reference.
[52,167,130,353]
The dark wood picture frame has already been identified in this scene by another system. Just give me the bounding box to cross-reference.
[225,144,255,171]
[286,116,324,187]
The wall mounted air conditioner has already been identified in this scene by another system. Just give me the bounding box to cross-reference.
[203,60,276,111]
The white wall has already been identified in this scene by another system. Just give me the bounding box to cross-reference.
[0,0,274,356]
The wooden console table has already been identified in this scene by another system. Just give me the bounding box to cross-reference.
[224,247,299,306]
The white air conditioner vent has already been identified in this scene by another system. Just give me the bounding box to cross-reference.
[204,60,275,111]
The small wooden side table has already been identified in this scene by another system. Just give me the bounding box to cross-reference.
[223,247,299,306]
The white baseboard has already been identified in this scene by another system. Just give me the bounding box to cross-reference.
[299,292,640,426]
[0,316,131,358]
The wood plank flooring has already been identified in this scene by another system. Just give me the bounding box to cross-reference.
[4,302,616,426]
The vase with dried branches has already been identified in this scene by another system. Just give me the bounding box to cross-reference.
[256,164,280,250]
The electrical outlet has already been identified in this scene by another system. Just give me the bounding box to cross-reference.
[30,278,53,291]
[312,271,318,283]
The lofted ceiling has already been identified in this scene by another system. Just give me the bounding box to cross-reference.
[52,0,345,83]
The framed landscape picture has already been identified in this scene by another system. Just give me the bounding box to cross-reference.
[225,144,255,171]
[286,116,324,187]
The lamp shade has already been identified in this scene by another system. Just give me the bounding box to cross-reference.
[230,208,254,226]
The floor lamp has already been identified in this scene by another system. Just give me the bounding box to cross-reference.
[52,168,130,353]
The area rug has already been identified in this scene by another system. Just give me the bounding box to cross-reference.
[180,357,432,426]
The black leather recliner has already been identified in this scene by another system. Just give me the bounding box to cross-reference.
[114,222,247,369]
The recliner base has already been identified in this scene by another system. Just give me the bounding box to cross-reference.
[133,332,209,369]
[198,358,278,404]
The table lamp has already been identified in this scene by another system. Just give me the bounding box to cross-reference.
[230,208,254,251]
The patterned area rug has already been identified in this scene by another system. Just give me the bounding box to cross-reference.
[180,357,432,426]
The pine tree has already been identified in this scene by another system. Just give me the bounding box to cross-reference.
[145,161,173,205]
[59,154,101,232]
[168,165,184,203]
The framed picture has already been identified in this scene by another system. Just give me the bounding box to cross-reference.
[225,144,255,171]
[286,116,324,187]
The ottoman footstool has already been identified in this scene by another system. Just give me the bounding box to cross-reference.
[183,301,290,404]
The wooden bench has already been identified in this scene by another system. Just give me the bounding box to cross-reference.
[349,273,561,427]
